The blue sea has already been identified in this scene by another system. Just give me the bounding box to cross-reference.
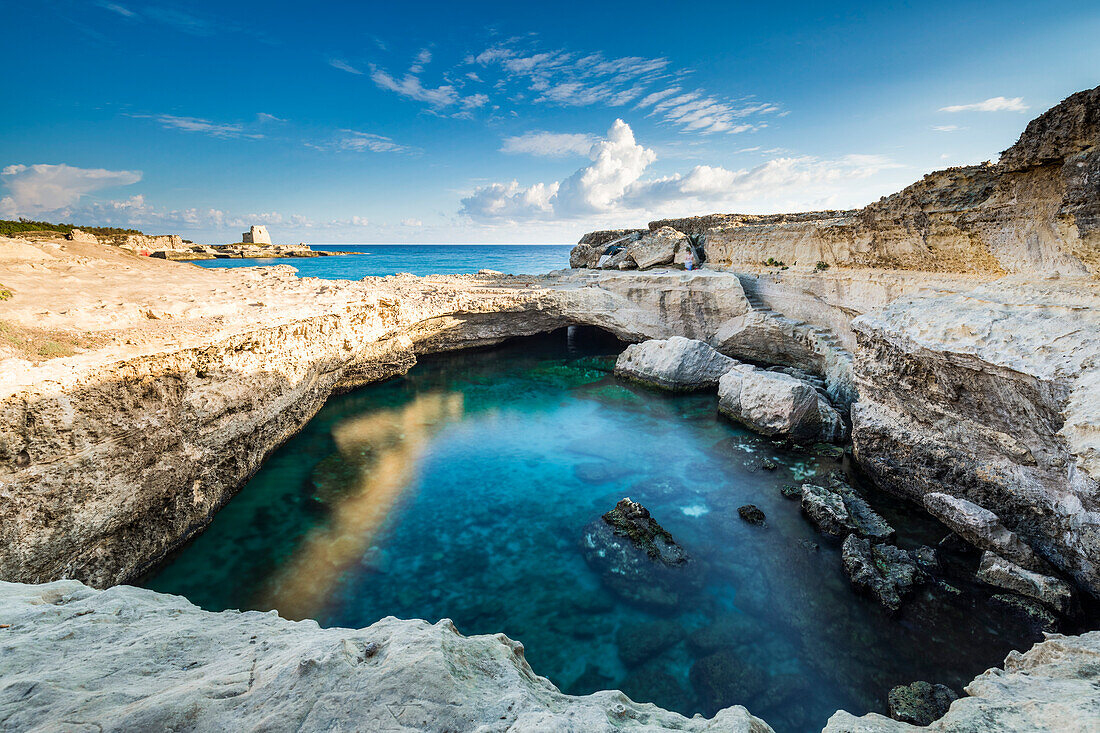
[192,244,573,279]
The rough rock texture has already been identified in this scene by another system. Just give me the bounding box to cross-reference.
[0,580,772,733]
[976,551,1076,616]
[800,478,894,541]
[923,492,1050,572]
[578,228,647,247]
[614,336,736,391]
[841,535,927,611]
[825,631,1100,732]
[851,277,1100,597]
[887,681,958,726]
[626,226,690,269]
[718,365,847,443]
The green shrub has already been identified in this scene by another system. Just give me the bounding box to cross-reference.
[0,218,142,237]
[815,261,830,271]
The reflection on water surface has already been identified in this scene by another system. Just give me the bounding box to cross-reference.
[145,328,1045,732]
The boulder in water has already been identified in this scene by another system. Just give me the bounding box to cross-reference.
[718,365,847,443]
[887,681,958,725]
[614,337,737,391]
[841,535,928,611]
[976,551,1077,616]
[737,505,766,525]
[923,493,1050,573]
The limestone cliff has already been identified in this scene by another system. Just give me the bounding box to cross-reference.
[592,85,1099,278]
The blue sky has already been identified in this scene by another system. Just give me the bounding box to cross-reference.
[3,0,1098,244]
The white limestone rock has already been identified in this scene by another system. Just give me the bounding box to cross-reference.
[627,226,689,270]
[614,337,737,391]
[718,365,847,442]
[0,580,773,733]
[976,551,1077,616]
[824,631,1100,732]
[923,492,1048,572]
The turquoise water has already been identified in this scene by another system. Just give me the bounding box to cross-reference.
[144,329,1043,732]
[192,244,573,278]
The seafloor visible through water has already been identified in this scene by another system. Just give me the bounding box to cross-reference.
[144,328,1047,732]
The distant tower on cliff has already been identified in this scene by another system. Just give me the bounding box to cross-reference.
[242,225,271,244]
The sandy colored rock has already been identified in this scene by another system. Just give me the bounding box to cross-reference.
[976,551,1076,616]
[627,226,689,269]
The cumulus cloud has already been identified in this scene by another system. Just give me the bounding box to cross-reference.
[500,131,597,157]
[460,120,901,223]
[0,163,142,216]
[939,96,1029,113]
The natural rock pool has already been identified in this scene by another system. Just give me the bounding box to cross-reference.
[144,328,1046,732]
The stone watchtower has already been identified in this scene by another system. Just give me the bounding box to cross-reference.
[242,225,271,244]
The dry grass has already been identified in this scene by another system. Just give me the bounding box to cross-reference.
[0,320,105,362]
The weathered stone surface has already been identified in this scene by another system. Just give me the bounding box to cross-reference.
[65,228,98,243]
[577,228,646,248]
[841,535,927,611]
[570,242,601,268]
[719,365,847,443]
[0,580,772,733]
[242,224,272,244]
[627,226,689,269]
[887,681,958,726]
[615,336,737,391]
[923,492,1048,572]
[825,631,1100,732]
[976,551,1076,616]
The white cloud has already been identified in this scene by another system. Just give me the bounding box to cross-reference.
[939,96,1029,113]
[401,218,423,227]
[134,114,263,139]
[256,112,286,124]
[334,130,412,153]
[932,125,961,132]
[500,131,597,157]
[0,163,142,216]
[370,67,460,107]
[96,2,135,17]
[410,48,432,74]
[329,59,364,75]
[460,120,901,223]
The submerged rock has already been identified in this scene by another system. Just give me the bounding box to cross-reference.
[976,551,1077,616]
[738,505,766,525]
[887,681,958,726]
[614,337,737,391]
[989,592,1060,633]
[841,535,928,611]
[690,649,768,715]
[922,493,1049,573]
[718,365,847,443]
[581,499,698,611]
[616,620,683,667]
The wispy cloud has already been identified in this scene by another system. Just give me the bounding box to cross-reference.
[932,124,962,132]
[132,114,264,139]
[500,131,596,157]
[95,1,135,18]
[333,130,413,153]
[329,58,364,75]
[939,96,1029,113]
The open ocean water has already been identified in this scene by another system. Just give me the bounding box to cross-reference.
[192,244,574,279]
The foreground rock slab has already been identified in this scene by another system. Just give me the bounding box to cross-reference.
[615,336,736,391]
[0,580,772,733]
[824,631,1100,732]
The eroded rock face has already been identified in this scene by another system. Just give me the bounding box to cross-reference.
[627,226,690,269]
[718,365,847,443]
[614,336,736,391]
[0,580,772,733]
[800,479,894,542]
[825,631,1100,732]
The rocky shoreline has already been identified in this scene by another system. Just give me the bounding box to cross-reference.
[1,87,1098,730]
